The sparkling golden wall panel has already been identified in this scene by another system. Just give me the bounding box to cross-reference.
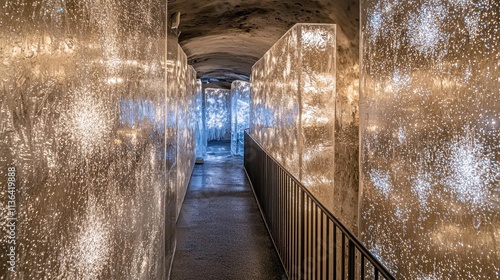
[251,24,343,222]
[231,81,250,156]
[360,0,500,278]
[0,1,195,278]
[205,88,231,141]
[333,45,360,235]
[0,1,167,279]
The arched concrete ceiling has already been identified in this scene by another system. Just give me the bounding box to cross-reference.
[169,0,359,87]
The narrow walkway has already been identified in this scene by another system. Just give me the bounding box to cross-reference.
[171,142,286,280]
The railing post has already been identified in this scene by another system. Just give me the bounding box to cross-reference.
[348,240,355,280]
[300,189,305,279]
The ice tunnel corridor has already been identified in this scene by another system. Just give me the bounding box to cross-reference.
[1,0,499,279]
[171,141,285,280]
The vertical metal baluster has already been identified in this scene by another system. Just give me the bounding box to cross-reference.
[292,180,296,279]
[301,189,305,279]
[277,167,280,258]
[295,185,298,279]
[310,198,314,280]
[265,156,269,223]
[314,203,321,279]
[285,171,289,276]
[278,168,282,268]
[268,156,271,223]
[313,203,316,280]
[271,161,275,238]
[308,197,311,280]
[274,163,277,240]
[305,195,309,279]
[290,178,294,279]
[326,220,330,280]
[279,169,283,269]
[320,212,324,280]
[286,172,289,276]
[306,197,310,280]
[293,181,298,279]
[262,154,266,219]
[342,233,346,280]
[348,240,355,280]
[361,256,365,280]
[270,161,273,236]
[282,169,285,267]
[310,201,317,279]
[282,169,285,264]
[333,225,337,280]
[287,175,290,278]
[276,165,279,248]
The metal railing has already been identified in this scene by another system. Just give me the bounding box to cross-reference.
[243,131,395,280]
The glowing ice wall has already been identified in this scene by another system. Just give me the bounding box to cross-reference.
[205,88,231,141]
[166,21,179,266]
[0,1,169,279]
[176,63,197,218]
[334,45,361,234]
[250,23,337,214]
[195,80,206,158]
[360,0,500,278]
[166,31,198,220]
[231,81,250,156]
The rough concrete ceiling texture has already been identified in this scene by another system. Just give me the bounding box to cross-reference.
[169,0,359,88]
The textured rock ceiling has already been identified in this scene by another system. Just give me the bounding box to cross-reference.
[168,0,359,87]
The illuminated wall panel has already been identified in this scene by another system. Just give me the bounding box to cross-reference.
[166,36,197,220]
[0,1,169,279]
[0,2,197,278]
[250,25,301,178]
[360,0,500,278]
[175,61,197,218]
[205,88,231,141]
[231,81,250,156]
[165,22,179,267]
[195,80,206,158]
[251,24,344,223]
[334,45,361,234]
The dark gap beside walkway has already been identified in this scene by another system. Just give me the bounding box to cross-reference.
[170,141,286,280]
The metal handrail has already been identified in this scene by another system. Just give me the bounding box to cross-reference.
[244,130,395,280]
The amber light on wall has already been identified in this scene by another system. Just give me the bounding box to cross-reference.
[360,0,499,278]
[250,23,338,218]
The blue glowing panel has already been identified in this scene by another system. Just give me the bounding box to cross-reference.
[176,61,197,218]
[205,88,231,141]
[231,81,250,156]
[195,80,206,158]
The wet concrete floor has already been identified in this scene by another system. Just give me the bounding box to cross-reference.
[170,141,286,280]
